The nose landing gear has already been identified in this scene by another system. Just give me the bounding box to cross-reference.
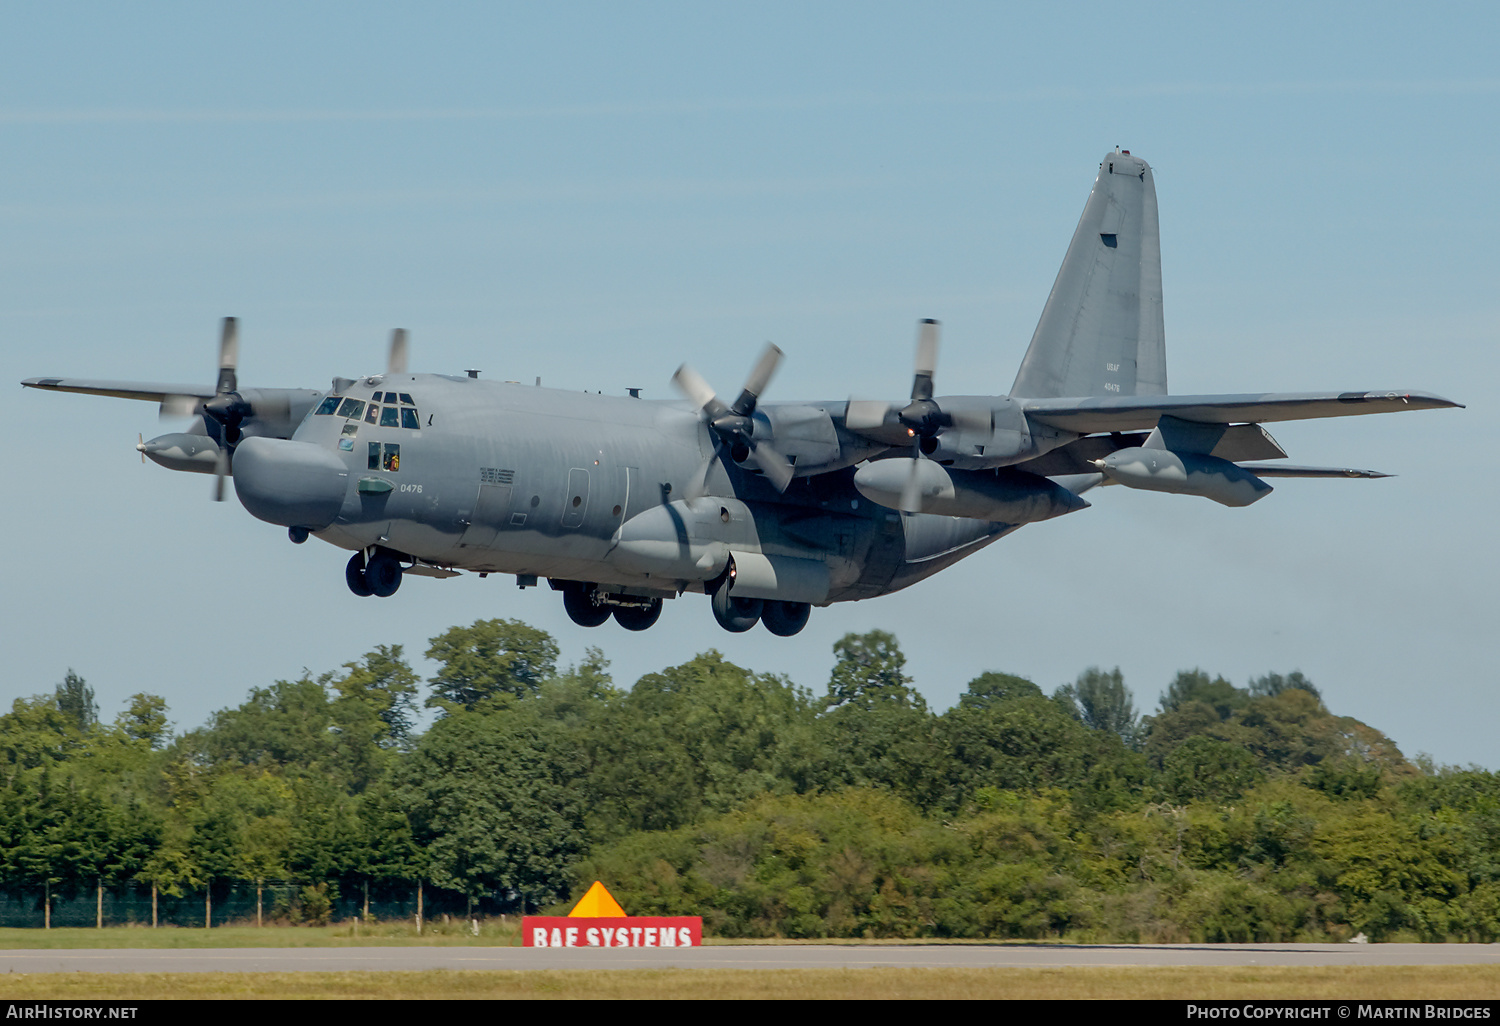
[346,549,404,598]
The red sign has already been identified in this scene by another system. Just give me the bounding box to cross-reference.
[522,916,702,947]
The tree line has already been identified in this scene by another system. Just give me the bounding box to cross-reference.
[3,621,1496,941]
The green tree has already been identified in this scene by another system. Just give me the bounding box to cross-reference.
[825,630,923,711]
[329,645,420,748]
[1056,666,1139,747]
[401,704,587,905]
[425,619,560,710]
[54,670,97,734]
[1249,671,1321,702]
[113,693,171,749]
[958,672,1043,709]
[1159,669,1245,719]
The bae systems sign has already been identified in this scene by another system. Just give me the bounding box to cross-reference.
[522,881,703,948]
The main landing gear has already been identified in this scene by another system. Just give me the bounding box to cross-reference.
[561,582,664,631]
[346,549,403,598]
[708,588,812,636]
[552,578,809,635]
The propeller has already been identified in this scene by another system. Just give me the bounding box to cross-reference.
[672,343,795,499]
[845,319,992,450]
[388,328,409,375]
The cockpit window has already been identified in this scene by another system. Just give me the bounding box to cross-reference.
[316,396,342,415]
[337,398,366,420]
[364,403,381,424]
[380,405,401,428]
[398,393,415,406]
[401,407,420,430]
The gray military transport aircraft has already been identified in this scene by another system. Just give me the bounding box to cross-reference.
[23,150,1461,636]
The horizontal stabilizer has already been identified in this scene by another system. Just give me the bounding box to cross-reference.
[1235,464,1391,479]
[1023,390,1462,434]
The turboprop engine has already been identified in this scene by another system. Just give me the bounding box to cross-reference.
[1093,447,1272,507]
[853,459,1089,523]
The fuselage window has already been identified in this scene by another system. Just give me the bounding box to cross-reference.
[368,442,381,470]
[383,443,400,472]
[380,405,401,428]
[401,407,420,430]
[337,398,366,420]
[365,404,381,424]
[316,395,342,415]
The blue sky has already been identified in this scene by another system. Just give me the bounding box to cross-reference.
[5,2,1497,766]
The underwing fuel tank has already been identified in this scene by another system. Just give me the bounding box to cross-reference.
[853,459,1089,522]
[1094,447,1272,507]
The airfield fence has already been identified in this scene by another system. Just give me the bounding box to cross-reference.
[0,882,522,929]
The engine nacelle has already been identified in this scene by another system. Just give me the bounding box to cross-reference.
[853,459,1089,523]
[139,432,223,475]
[1096,447,1272,507]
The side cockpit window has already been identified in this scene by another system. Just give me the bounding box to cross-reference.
[315,395,343,415]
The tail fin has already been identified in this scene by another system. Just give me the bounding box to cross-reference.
[1010,150,1167,399]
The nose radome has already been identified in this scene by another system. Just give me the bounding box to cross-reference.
[232,437,349,530]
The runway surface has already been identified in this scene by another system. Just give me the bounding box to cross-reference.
[4,943,1499,974]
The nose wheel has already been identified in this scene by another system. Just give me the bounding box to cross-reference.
[346,550,403,598]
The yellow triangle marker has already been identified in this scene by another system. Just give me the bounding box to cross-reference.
[568,880,627,918]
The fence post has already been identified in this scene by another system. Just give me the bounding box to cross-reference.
[151,882,158,929]
[97,879,102,929]
[205,882,211,929]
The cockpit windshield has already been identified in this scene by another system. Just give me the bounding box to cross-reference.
[316,392,422,431]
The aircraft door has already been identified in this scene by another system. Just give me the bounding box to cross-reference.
[458,478,515,551]
[561,468,590,529]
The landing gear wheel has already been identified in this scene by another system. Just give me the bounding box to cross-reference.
[613,599,662,632]
[562,583,611,627]
[761,600,811,637]
[366,553,403,598]
[345,552,373,597]
[711,586,762,633]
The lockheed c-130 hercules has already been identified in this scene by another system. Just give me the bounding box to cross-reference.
[23,150,1461,636]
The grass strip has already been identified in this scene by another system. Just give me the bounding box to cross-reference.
[3,966,1499,1000]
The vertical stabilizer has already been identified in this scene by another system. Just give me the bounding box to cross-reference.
[1010,150,1166,399]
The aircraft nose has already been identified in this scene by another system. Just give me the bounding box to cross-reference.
[232,437,349,530]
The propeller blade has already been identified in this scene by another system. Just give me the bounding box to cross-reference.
[158,394,203,420]
[746,439,794,493]
[671,364,720,414]
[899,458,925,513]
[137,433,145,464]
[912,319,939,401]
[388,328,409,375]
[845,399,895,431]
[683,449,720,502]
[733,343,783,413]
[212,446,228,502]
[216,317,239,395]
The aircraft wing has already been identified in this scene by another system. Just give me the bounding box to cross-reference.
[22,377,216,402]
[1020,389,1462,433]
